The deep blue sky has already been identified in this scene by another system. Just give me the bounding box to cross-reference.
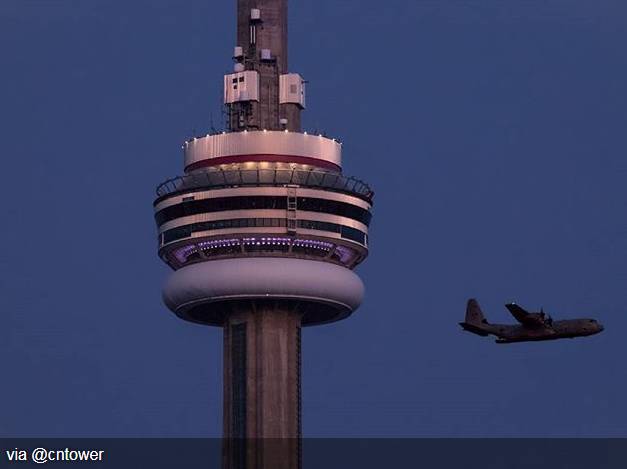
[2,0,626,437]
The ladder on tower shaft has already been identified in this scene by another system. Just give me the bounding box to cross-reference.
[287,186,297,234]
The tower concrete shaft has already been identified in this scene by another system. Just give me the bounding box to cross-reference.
[237,0,288,72]
[222,305,301,468]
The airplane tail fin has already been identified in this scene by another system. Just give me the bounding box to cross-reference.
[459,299,490,336]
[465,298,488,325]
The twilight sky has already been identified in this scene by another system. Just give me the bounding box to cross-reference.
[1,0,627,437]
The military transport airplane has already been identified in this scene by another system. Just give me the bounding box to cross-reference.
[460,299,604,344]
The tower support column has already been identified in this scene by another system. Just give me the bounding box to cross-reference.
[223,303,302,469]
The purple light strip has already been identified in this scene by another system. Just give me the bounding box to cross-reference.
[243,237,292,246]
[171,237,357,264]
[198,238,241,248]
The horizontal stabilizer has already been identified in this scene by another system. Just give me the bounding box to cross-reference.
[459,322,490,337]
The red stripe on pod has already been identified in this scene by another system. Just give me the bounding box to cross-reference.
[185,154,342,172]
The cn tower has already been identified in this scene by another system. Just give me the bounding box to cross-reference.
[153,0,373,467]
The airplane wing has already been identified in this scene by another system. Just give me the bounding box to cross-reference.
[505,303,547,327]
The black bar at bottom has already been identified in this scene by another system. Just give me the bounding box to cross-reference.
[1,439,626,469]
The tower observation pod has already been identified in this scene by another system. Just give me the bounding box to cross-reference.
[153,1,373,467]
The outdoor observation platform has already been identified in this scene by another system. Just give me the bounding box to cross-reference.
[156,166,373,202]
